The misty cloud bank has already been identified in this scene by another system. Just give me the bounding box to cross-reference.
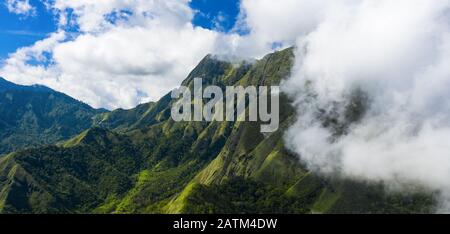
[282,0,450,212]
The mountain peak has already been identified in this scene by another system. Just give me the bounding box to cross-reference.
[63,127,116,147]
[0,77,19,91]
[0,77,54,93]
[181,54,233,86]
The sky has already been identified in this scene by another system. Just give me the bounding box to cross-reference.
[0,0,259,110]
[0,0,311,110]
[0,0,56,59]
[0,0,240,59]
[190,0,240,32]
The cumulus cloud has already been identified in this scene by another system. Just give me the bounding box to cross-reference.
[0,0,226,109]
[2,0,309,109]
[48,23,218,108]
[231,0,328,56]
[51,0,195,33]
[5,0,36,16]
[281,0,450,211]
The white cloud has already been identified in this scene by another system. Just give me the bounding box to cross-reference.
[51,24,218,108]
[5,0,36,16]
[0,0,224,109]
[0,31,66,87]
[231,0,329,57]
[2,0,302,109]
[280,0,450,211]
[51,0,194,32]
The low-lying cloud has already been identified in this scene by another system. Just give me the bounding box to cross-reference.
[282,0,450,212]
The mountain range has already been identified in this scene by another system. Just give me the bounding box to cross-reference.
[0,77,106,156]
[0,48,434,213]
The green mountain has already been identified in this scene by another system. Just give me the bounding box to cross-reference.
[0,77,106,156]
[0,48,435,213]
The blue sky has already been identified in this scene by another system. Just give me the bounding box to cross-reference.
[190,0,240,32]
[0,0,240,60]
[0,0,56,59]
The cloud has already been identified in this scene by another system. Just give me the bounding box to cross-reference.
[2,0,307,109]
[51,0,195,33]
[51,24,218,109]
[1,30,47,37]
[232,0,328,56]
[0,0,225,109]
[5,0,36,16]
[280,0,450,212]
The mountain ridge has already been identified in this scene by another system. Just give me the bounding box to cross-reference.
[0,77,55,93]
[0,77,107,155]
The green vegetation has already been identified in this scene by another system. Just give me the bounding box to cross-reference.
[168,178,312,214]
[0,79,106,155]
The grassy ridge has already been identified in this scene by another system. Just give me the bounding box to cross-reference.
[0,81,106,155]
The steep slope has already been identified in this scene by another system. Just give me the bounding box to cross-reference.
[0,78,106,155]
[94,102,156,131]
[0,77,54,93]
[0,127,142,213]
[160,48,434,214]
[0,48,435,213]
